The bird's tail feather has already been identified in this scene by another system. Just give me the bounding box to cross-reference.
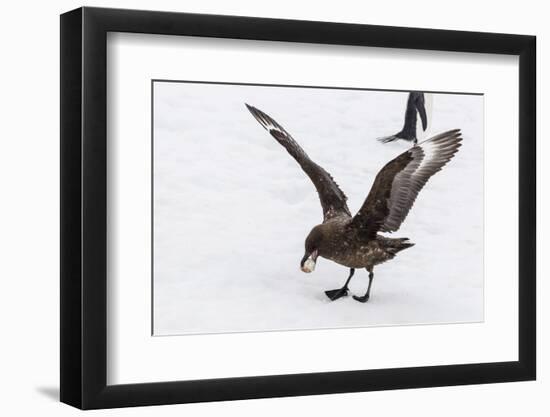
[398,239,415,251]
[386,238,415,255]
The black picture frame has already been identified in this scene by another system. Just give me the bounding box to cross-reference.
[60,6,536,410]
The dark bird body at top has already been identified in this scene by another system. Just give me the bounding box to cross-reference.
[378,91,428,144]
[246,104,461,303]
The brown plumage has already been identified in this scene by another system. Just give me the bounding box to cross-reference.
[246,104,462,303]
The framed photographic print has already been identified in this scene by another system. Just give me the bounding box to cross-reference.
[60,6,536,409]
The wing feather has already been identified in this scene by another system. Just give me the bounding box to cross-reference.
[246,104,351,220]
[352,129,462,236]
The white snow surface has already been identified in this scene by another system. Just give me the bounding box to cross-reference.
[153,82,484,336]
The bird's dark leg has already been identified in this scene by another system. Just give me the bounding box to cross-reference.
[353,268,374,303]
[325,268,355,301]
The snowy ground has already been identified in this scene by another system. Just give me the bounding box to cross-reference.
[152,81,484,336]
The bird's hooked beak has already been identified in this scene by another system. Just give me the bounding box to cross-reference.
[300,249,318,273]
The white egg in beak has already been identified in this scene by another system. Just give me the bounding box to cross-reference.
[301,258,316,273]
[300,250,318,273]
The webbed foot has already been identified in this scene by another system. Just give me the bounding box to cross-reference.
[325,287,349,301]
[352,294,370,303]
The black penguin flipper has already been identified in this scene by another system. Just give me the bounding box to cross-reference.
[246,104,351,221]
[400,93,419,140]
[351,129,462,237]
[413,92,428,131]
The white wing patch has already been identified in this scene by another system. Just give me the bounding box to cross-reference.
[382,130,462,233]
